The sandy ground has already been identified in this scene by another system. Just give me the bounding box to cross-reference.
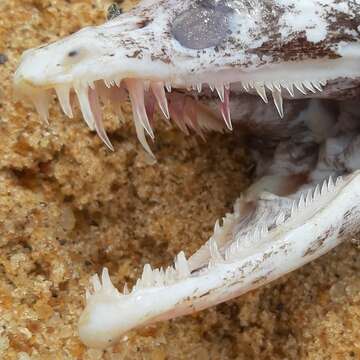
[0,0,359,359]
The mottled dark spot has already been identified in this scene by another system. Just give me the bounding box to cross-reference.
[199,290,211,298]
[137,18,151,29]
[107,3,122,21]
[126,49,143,59]
[172,1,232,50]
[303,227,335,257]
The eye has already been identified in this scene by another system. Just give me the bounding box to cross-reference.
[171,1,232,50]
[62,47,88,66]
[68,50,78,58]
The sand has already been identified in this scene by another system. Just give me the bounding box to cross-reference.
[0,0,359,359]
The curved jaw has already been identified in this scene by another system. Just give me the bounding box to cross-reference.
[79,172,360,349]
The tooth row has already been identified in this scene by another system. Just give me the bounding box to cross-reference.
[52,79,231,157]
[290,175,343,217]
[130,251,191,293]
[225,223,270,262]
[242,79,326,118]
[223,174,343,263]
[34,77,327,156]
[85,251,192,303]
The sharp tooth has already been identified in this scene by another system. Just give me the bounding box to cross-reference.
[175,251,190,279]
[312,81,323,92]
[141,264,153,287]
[265,82,274,91]
[133,110,155,158]
[298,193,305,210]
[254,83,268,103]
[321,179,328,195]
[291,200,297,216]
[335,176,343,186]
[294,82,307,95]
[252,227,261,242]
[32,91,51,124]
[303,81,316,93]
[242,82,250,92]
[273,81,281,92]
[165,82,172,92]
[196,83,202,93]
[126,79,155,139]
[91,274,102,292]
[150,82,170,119]
[314,184,321,199]
[88,87,114,150]
[216,85,225,102]
[319,79,327,87]
[123,283,129,295]
[55,85,73,118]
[209,84,215,92]
[75,84,114,149]
[283,82,295,97]
[272,88,284,118]
[74,84,95,130]
[209,238,224,263]
[305,189,313,206]
[261,224,268,237]
[101,268,117,293]
[275,212,285,226]
[165,266,176,285]
[144,92,156,125]
[214,219,221,234]
[220,87,232,130]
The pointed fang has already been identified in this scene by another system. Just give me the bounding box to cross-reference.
[126,79,155,139]
[88,87,114,151]
[220,87,232,130]
[33,91,51,124]
[254,83,268,103]
[133,111,156,159]
[151,82,170,120]
[216,85,225,102]
[272,88,284,118]
[55,85,73,118]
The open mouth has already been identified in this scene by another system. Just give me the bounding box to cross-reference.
[14,52,360,350]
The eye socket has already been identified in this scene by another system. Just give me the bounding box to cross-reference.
[171,1,232,50]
